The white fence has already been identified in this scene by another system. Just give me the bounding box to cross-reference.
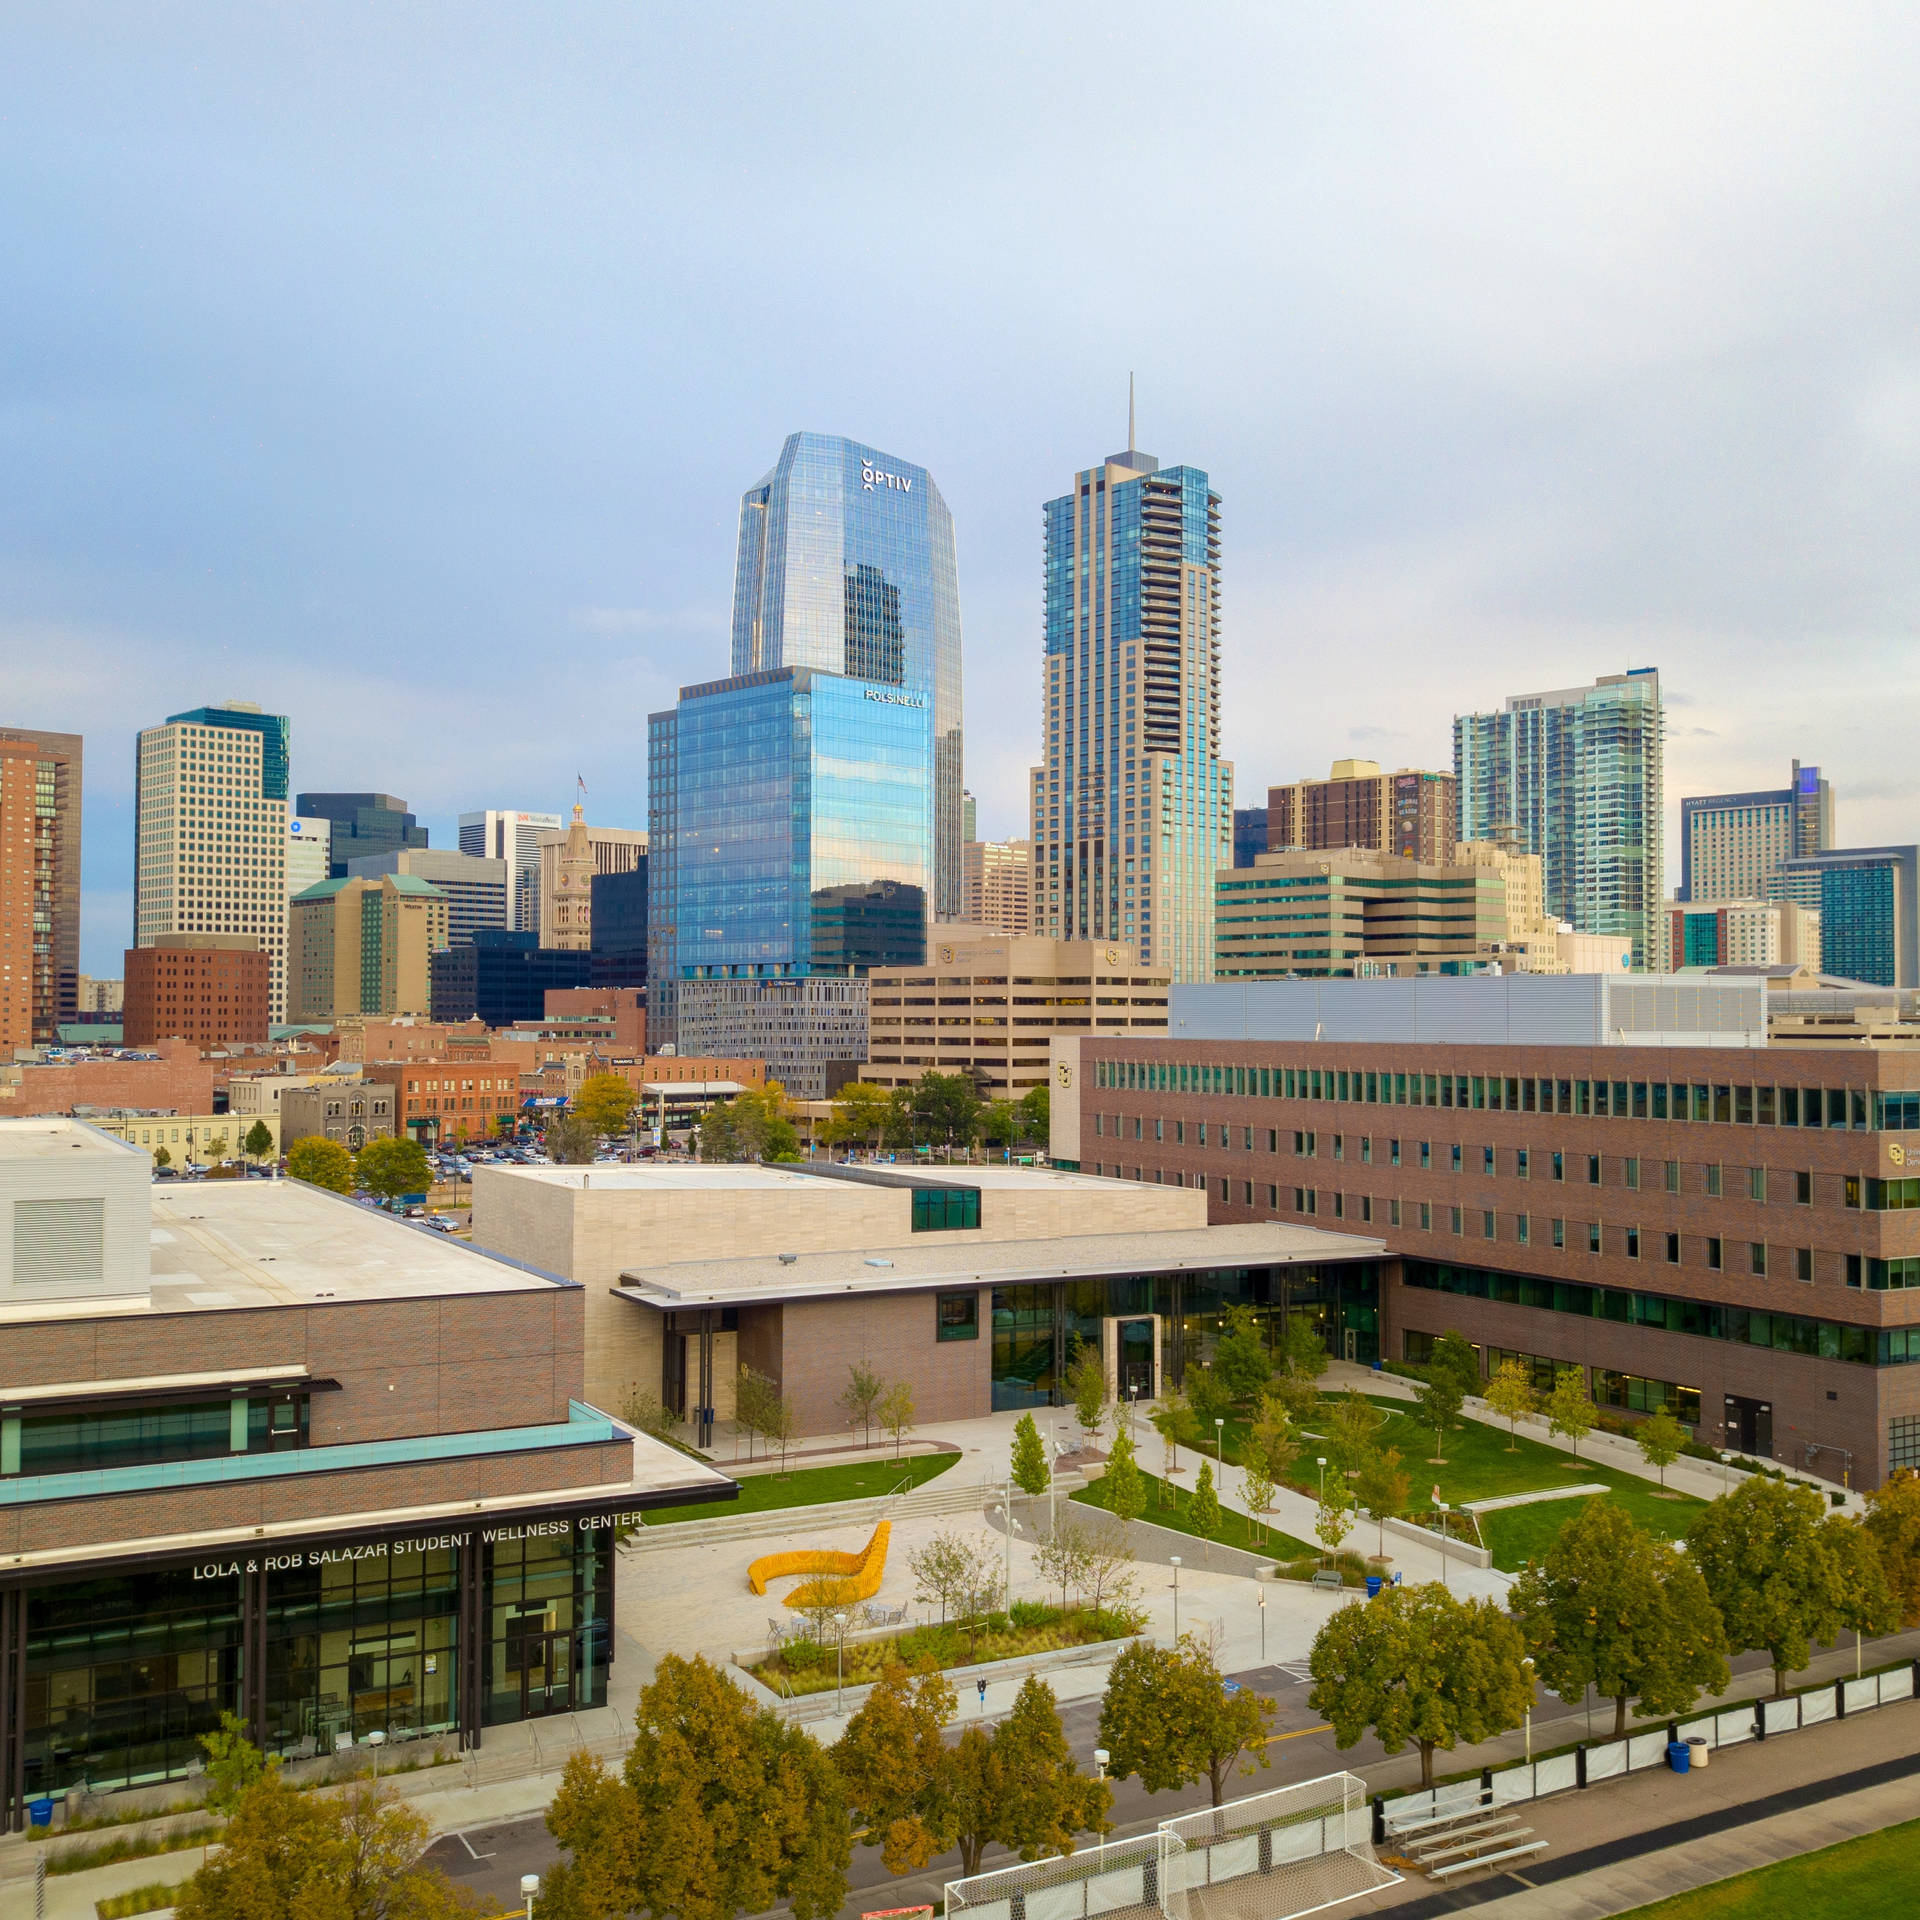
[1376,1661,1917,1835]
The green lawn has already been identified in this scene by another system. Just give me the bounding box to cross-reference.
[1073,1469,1313,1561]
[1611,1813,1920,1918]
[641,1449,957,1524]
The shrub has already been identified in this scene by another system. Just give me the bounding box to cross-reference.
[783,1638,825,1672]
[1009,1600,1059,1630]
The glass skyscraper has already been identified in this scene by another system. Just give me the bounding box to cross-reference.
[731,432,963,921]
[1776,846,1919,987]
[1454,670,1664,971]
[1030,437,1232,982]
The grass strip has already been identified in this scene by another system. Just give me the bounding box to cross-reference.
[1073,1468,1314,1561]
[1608,1811,1920,1918]
[643,1448,957,1524]
[48,1828,209,1877]
[97,1881,191,1919]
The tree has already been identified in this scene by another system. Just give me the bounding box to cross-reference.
[1066,1336,1108,1438]
[837,1362,884,1447]
[1102,1425,1147,1531]
[1150,1388,1202,1481]
[980,1100,1020,1151]
[1865,1468,1920,1628]
[545,1109,599,1164]
[620,1387,682,1450]
[1037,1515,1096,1611]
[1185,1364,1233,1426]
[1545,1368,1597,1460]
[1080,1526,1141,1621]
[1011,1412,1051,1497]
[1308,1582,1530,1790]
[204,1132,230,1165]
[1354,1446,1411,1560]
[286,1136,353,1194]
[701,1085,801,1164]
[1484,1360,1537,1451]
[241,1120,275,1169]
[1099,1636,1277,1807]
[1314,1489,1353,1568]
[1271,1368,1323,1429]
[540,1653,849,1920]
[356,1134,434,1200]
[176,1773,480,1920]
[877,1380,917,1459]
[1245,1391,1302,1487]
[734,1366,775,1460]
[760,1381,798,1472]
[1429,1330,1481,1400]
[941,1676,1109,1874]
[1016,1081,1050,1145]
[1508,1501,1729,1736]
[908,1071,983,1156]
[1282,1316,1329,1383]
[1688,1478,1885,1697]
[573,1073,637,1137]
[1240,1456,1278,1548]
[1189,1460,1223,1562]
[1414,1369,1464,1464]
[1634,1408,1688,1488]
[1326,1389,1385,1479]
[832,1661,957,1873]
[197,1712,273,1816]
[826,1081,893,1155]
[152,1144,172,1170]
[908,1530,1000,1628]
[1212,1305,1273,1406]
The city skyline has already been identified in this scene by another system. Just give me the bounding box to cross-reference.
[6,12,1920,974]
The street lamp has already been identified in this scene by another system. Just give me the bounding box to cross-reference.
[521,1875,541,1920]
[1170,1554,1181,1639]
[834,1612,848,1712]
[1522,1657,1534,1763]
[1257,1586,1266,1663]
[1317,1456,1328,1503]
[1434,1503,1450,1589]
[1094,1747,1110,1781]
[1215,1416,1225,1465]
[366,1727,385,1782]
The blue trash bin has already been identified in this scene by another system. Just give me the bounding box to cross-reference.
[1666,1741,1691,1773]
[1366,1574,1383,1598]
[27,1796,53,1828]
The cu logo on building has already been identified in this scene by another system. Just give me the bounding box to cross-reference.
[938,945,954,964]
[1893,1144,1908,1166]
[1104,947,1120,963]
[1056,1064,1073,1089]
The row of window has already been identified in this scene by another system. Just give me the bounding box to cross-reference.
[1093,1056,1920,1133]
[1,1394,309,1479]
[1401,1330,1704,1424]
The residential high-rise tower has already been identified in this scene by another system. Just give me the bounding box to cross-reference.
[0,732,76,1045]
[1030,427,1231,981]
[1680,760,1834,902]
[134,703,291,1023]
[1454,670,1664,971]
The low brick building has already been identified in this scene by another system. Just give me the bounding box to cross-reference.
[280,1078,396,1152]
[0,1118,728,1827]
[123,935,271,1047]
[0,1038,216,1118]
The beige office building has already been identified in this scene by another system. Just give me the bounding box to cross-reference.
[1267,760,1457,864]
[861,931,1170,1098]
[535,807,645,948]
[288,874,449,1021]
[962,837,1034,935]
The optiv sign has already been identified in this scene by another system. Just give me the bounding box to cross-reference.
[861,460,914,494]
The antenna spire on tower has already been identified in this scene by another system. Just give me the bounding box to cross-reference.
[1128,372,1136,453]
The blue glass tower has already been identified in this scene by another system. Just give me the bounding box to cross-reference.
[731,433,963,921]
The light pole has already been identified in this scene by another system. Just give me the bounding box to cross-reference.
[1215,1417,1225,1466]
[366,1727,385,1782]
[1258,1587,1266,1663]
[1170,1554,1181,1640]
[1522,1657,1534,1763]
[1317,1456,1327,1503]
[521,1875,541,1920]
[834,1612,848,1713]
[1094,1747,1110,1781]
[1435,1502,1450,1589]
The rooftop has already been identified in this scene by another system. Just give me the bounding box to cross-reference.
[614,1220,1384,1307]
[485,1161,1136,1198]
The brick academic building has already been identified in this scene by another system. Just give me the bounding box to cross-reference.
[1054,975,1920,1489]
[0,1120,727,1826]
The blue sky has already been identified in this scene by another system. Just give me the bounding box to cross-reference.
[4,4,1919,973]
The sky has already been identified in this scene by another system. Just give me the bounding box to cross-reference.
[4,4,1920,975]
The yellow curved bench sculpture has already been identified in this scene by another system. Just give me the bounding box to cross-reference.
[749,1520,891,1610]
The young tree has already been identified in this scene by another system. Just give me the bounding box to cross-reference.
[241,1119,275,1169]
[1099,1636,1278,1807]
[1011,1411,1052,1497]
[620,1386,682,1449]
[1240,1456,1278,1548]
[573,1072,637,1137]
[1212,1304,1273,1406]
[832,1661,957,1872]
[733,1366,776,1460]
[286,1136,353,1194]
[1354,1446,1411,1560]
[1102,1425,1147,1531]
[1635,1408,1688,1488]
[908,1531,1000,1628]
[838,1362,884,1447]
[1037,1515,1096,1611]
[545,1109,599,1164]
[1688,1478,1889,1697]
[1326,1389,1385,1478]
[1081,1527,1141,1621]
[1314,1490,1353,1569]
[1017,1081,1051,1146]
[1188,1460,1223,1562]
[152,1144,173,1170]
[1282,1316,1329,1384]
[1429,1330,1481,1400]
[1508,1501,1729,1736]
[942,1677,1109,1873]
[1309,1582,1531,1790]
[1414,1369,1464,1464]
[878,1380,917,1459]
[1545,1368,1597,1460]
[695,1099,741,1163]
[204,1132,230,1166]
[1066,1335,1108,1439]
[197,1711,274,1815]
[1150,1388,1202,1479]
[1865,1468,1920,1627]
[761,1381,798,1472]
[1185,1364,1233,1427]
[1271,1367,1323,1429]
[1483,1360,1537,1451]
[356,1134,434,1200]
[541,1653,850,1920]
[1245,1391,1302,1487]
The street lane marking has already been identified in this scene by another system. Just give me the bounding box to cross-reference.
[1253,1725,1333,1748]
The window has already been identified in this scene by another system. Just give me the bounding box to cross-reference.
[1483,1210,1496,1240]
[1361,1137,1373,1165]
[1420,1141,1432,1170]
[1389,1198,1402,1227]
[1219,1178,1231,1204]
[1265,1184,1279,1208]
[1748,1167,1766,1203]
[1449,1205,1463,1234]
[1333,1135,1345,1162]
[1666,1160,1681,1194]
[1333,1192,1346,1219]
[1707,1237,1723,1271]
[1705,1164,1722,1197]
[1587,1155,1602,1186]
[936,1292,979,1340]
[1552,1218,1565,1249]
[1797,1170,1813,1205]
[1305,1189,1318,1216]
[1893,1416,1920,1473]
[1624,1157,1640,1191]
[1420,1201,1432,1230]
[1516,1148,1529,1180]
[1625,1226,1640,1259]
[1588,1221,1602,1254]
[1516,1213,1530,1244]
[1176,1121,1186,1145]
[1796,1247,1814,1282]
[1390,1139,1402,1167]
[1750,1242,1768,1277]
[1594,1370,1701,1424]
[1666,1232,1681,1264]
[1450,1144,1462,1173]
[1551,1152,1565,1182]
[1267,1129,1278,1153]
[1482,1146,1495,1176]
[1361,1195,1373,1223]
[1198,1123,1209,1148]
[912,1187,981,1232]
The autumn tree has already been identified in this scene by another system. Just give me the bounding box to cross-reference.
[540,1653,849,1920]
[1102,1425,1147,1531]
[1508,1500,1729,1737]
[1314,1489,1353,1569]
[1484,1360,1537,1451]
[241,1120,275,1168]
[1150,1388,1202,1480]
[1066,1335,1108,1438]
[286,1135,353,1194]
[1634,1408,1688,1488]
[943,1677,1109,1873]
[877,1380,917,1459]
[1240,1455,1278,1548]
[1865,1468,1920,1628]
[355,1134,434,1200]
[1099,1636,1277,1807]
[1188,1460,1223,1562]
[1245,1391,1302,1487]
[825,1082,893,1155]
[1308,1582,1530,1790]
[838,1363,884,1447]
[832,1661,957,1872]
[1354,1446,1411,1560]
[1545,1368,1597,1460]
[573,1073,637,1137]
[1688,1478,1894,1697]
[1011,1411,1052,1496]
[1325,1389,1385,1479]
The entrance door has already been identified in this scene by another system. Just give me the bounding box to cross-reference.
[1118,1318,1155,1403]
[1724,1394,1773,1457]
[505,1615,573,1718]
[1343,1328,1358,1364]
